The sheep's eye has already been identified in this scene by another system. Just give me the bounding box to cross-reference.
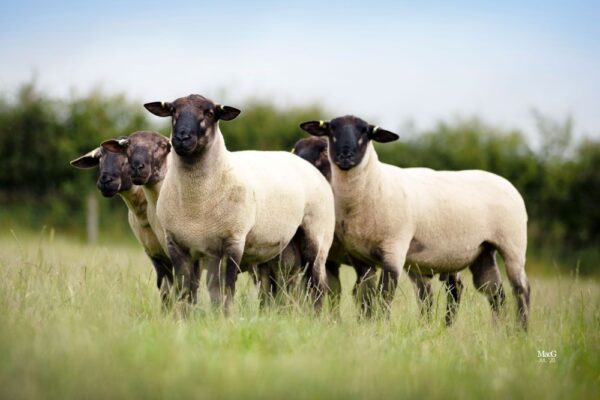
[205,110,214,119]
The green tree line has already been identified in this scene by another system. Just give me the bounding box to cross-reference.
[1,83,598,272]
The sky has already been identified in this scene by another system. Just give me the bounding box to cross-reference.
[1,1,599,139]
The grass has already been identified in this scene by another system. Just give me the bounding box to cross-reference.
[0,229,598,399]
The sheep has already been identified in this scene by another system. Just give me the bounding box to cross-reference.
[143,94,335,313]
[300,116,531,329]
[101,131,170,252]
[292,137,464,323]
[101,131,204,304]
[70,145,173,306]
[291,137,377,314]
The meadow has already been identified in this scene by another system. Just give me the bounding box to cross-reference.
[0,229,598,399]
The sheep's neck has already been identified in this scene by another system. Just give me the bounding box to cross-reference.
[331,143,381,205]
[142,180,163,209]
[118,186,149,224]
[172,126,230,192]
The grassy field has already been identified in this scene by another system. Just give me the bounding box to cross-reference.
[0,229,598,399]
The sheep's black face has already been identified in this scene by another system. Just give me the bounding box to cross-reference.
[328,117,371,170]
[97,151,132,197]
[70,147,132,197]
[171,98,214,156]
[292,137,332,181]
[102,131,170,186]
[299,116,399,171]
[144,95,241,159]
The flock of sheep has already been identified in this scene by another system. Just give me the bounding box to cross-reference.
[71,94,531,330]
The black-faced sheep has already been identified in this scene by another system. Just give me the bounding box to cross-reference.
[143,95,335,313]
[292,137,464,322]
[70,145,173,306]
[300,116,530,329]
[102,131,207,304]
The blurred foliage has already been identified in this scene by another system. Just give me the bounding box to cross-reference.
[0,82,598,273]
[0,83,149,236]
[223,101,324,152]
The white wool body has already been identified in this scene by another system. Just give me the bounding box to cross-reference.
[332,143,528,275]
[157,127,335,271]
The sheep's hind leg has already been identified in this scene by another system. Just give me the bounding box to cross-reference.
[469,245,506,322]
[295,227,328,312]
[406,268,433,320]
[496,244,530,331]
[441,272,464,326]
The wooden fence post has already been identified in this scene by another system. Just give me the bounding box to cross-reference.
[86,192,99,244]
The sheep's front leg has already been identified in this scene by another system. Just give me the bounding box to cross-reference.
[206,242,243,314]
[166,235,194,316]
[206,255,223,309]
[377,245,407,317]
[223,241,244,315]
[351,258,377,318]
[407,269,433,320]
[326,261,342,315]
[256,263,274,309]
[149,256,173,310]
[190,260,201,304]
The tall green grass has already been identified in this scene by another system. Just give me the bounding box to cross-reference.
[0,230,598,399]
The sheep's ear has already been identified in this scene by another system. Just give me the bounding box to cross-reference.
[144,101,173,117]
[101,138,129,153]
[299,120,329,137]
[215,105,241,121]
[70,148,101,169]
[369,125,399,143]
[159,139,172,153]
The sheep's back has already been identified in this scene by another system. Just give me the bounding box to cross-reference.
[400,168,527,227]
[393,167,528,269]
[230,151,334,261]
[231,150,332,204]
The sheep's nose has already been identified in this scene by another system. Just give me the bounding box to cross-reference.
[175,129,191,140]
[339,150,355,160]
[131,161,144,171]
[99,175,112,184]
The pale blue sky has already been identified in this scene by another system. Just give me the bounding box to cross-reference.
[1,1,599,138]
